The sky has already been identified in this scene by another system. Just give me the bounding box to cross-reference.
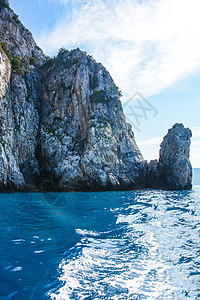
[10,0,200,167]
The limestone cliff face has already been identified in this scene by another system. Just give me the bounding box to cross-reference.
[40,49,147,190]
[0,3,45,190]
[159,123,192,190]
[0,3,45,65]
[0,4,192,192]
[148,124,192,190]
[0,48,24,190]
[0,4,147,191]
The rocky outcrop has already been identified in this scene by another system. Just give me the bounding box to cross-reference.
[39,48,147,191]
[159,123,192,190]
[147,159,160,189]
[148,124,192,190]
[0,3,45,65]
[0,3,46,191]
[0,4,192,192]
[0,3,147,191]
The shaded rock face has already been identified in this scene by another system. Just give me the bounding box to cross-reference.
[147,159,159,189]
[147,124,192,190]
[0,4,45,190]
[0,4,45,65]
[0,5,147,191]
[40,49,147,191]
[0,5,193,192]
[159,123,192,190]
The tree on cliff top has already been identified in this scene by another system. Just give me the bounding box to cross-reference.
[0,0,9,8]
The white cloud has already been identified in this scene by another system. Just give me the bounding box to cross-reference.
[138,136,162,161]
[39,0,200,98]
[138,136,163,147]
[138,136,161,162]
[191,127,200,138]
[191,127,200,167]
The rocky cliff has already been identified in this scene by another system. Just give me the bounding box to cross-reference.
[159,123,192,190]
[39,49,148,191]
[0,3,147,191]
[0,3,192,191]
[148,124,192,190]
[0,2,46,191]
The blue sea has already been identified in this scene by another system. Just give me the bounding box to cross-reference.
[0,187,200,300]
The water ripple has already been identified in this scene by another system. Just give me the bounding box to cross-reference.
[0,188,199,299]
[50,188,200,300]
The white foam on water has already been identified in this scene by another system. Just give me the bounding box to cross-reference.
[11,267,22,272]
[75,229,99,237]
[12,239,25,242]
[49,232,174,300]
[49,190,200,300]
[34,250,44,254]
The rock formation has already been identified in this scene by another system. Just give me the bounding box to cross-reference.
[159,123,192,190]
[148,124,192,190]
[0,3,192,191]
[147,159,160,189]
[0,2,46,191]
[0,3,147,191]
[40,49,148,191]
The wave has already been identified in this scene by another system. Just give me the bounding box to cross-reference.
[50,235,174,299]
[49,189,200,300]
[75,229,100,237]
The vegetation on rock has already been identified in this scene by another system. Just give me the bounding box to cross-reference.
[0,0,9,9]
[90,90,107,104]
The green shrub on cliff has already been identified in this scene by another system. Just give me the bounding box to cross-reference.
[29,56,37,66]
[12,13,20,24]
[0,0,9,9]
[0,41,33,75]
[90,90,106,104]
[90,74,99,89]
[11,55,24,76]
[0,41,12,61]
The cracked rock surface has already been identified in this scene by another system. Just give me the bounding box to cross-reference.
[148,124,192,190]
[0,4,147,191]
[0,3,192,191]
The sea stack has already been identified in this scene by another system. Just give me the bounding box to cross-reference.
[148,123,192,190]
[159,123,192,190]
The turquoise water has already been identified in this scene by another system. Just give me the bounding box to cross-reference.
[0,187,200,299]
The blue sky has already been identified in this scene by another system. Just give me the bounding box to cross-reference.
[10,0,200,167]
